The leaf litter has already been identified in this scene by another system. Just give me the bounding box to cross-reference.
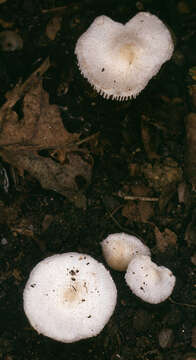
[0,57,93,208]
[0,1,196,359]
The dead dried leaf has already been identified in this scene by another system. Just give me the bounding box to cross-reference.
[0,64,92,207]
[0,18,13,28]
[154,226,177,252]
[192,327,196,349]
[46,15,62,40]
[158,182,177,213]
[0,57,50,129]
[0,80,79,149]
[121,185,154,223]
[128,162,141,177]
[143,158,183,193]
[189,67,196,82]
[42,214,54,232]
[0,149,92,208]
[185,113,196,190]
[130,184,153,197]
[122,200,154,223]
[50,148,67,163]
[141,115,160,160]
[188,85,196,108]
[185,221,196,247]
[122,201,140,223]
[13,268,23,282]
[0,202,19,225]
[11,218,34,237]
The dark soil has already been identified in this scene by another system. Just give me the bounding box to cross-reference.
[0,0,196,359]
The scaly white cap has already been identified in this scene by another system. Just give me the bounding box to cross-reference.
[75,12,174,100]
[125,255,176,304]
[23,253,117,342]
[101,232,150,271]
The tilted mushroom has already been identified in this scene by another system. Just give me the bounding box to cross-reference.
[75,12,174,100]
[125,255,176,304]
[101,232,150,271]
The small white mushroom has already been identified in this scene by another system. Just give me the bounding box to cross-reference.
[23,253,117,343]
[75,12,174,100]
[101,232,150,271]
[125,255,176,304]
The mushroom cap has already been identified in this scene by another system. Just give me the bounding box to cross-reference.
[75,12,174,101]
[125,255,176,304]
[23,253,117,343]
[101,232,151,271]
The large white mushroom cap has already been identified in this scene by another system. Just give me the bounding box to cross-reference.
[75,12,174,101]
[101,232,150,271]
[125,255,176,304]
[23,253,117,343]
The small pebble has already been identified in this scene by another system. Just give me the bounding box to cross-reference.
[0,30,23,51]
[158,328,174,348]
[136,1,144,10]
[1,238,8,245]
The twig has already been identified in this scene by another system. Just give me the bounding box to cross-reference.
[41,5,71,13]
[75,132,100,146]
[169,297,196,308]
[141,349,160,360]
[117,191,159,202]
[102,198,142,238]
[105,207,127,232]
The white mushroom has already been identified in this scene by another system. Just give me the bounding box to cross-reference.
[101,232,150,271]
[75,12,174,100]
[125,255,176,304]
[23,253,117,343]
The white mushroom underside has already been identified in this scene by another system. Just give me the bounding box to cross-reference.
[23,253,117,343]
[75,12,174,100]
[125,255,176,304]
[101,233,151,271]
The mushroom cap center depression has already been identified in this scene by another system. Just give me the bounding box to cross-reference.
[118,43,137,64]
[63,282,83,303]
[23,253,117,343]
